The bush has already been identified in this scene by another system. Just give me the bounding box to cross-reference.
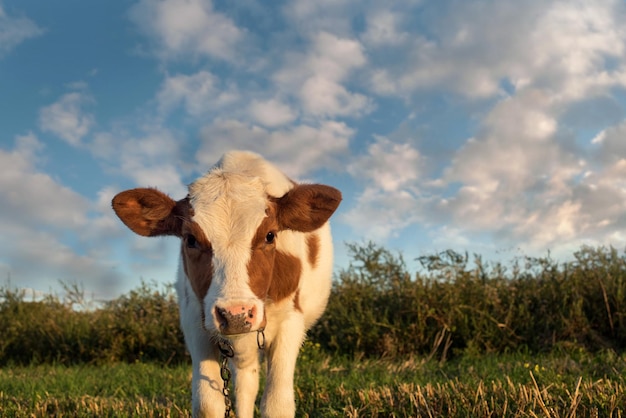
[91,282,187,364]
[1,244,625,365]
[310,243,626,359]
[0,282,186,366]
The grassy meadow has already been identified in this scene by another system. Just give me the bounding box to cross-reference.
[2,243,626,416]
[1,348,625,417]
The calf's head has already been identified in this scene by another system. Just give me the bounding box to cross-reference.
[112,170,341,336]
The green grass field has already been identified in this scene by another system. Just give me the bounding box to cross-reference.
[1,347,625,417]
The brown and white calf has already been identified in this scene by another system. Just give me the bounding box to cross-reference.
[112,151,341,417]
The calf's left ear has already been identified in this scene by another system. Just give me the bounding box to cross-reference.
[275,184,342,232]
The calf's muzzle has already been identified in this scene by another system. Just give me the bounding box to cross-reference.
[214,303,262,335]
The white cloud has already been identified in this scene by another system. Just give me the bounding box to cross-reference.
[342,187,422,241]
[445,91,561,192]
[530,0,626,101]
[0,5,43,57]
[436,91,579,238]
[274,32,372,118]
[0,220,121,298]
[361,9,409,47]
[0,132,185,299]
[86,186,123,241]
[249,98,297,127]
[39,90,95,146]
[92,0,626,262]
[91,127,187,197]
[156,70,239,117]
[125,163,185,196]
[308,32,367,80]
[341,72,626,253]
[300,75,371,118]
[366,0,626,100]
[268,121,353,176]
[593,121,626,163]
[282,0,358,37]
[424,85,626,252]
[0,133,89,228]
[0,134,124,298]
[343,137,423,239]
[348,136,421,192]
[198,119,353,178]
[128,0,243,61]
[9,0,626,299]
[359,0,625,255]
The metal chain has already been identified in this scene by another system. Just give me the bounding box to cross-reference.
[218,339,234,418]
[217,329,266,418]
[257,328,266,350]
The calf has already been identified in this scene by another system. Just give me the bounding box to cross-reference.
[112,151,341,417]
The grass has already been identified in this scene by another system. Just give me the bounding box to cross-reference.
[1,347,625,417]
[0,362,190,417]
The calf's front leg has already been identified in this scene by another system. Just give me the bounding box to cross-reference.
[180,308,224,416]
[231,333,261,418]
[261,314,306,418]
[191,354,225,418]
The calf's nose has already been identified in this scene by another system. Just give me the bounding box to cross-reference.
[214,304,259,335]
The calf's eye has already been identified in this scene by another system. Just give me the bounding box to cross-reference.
[186,234,199,249]
[265,231,275,244]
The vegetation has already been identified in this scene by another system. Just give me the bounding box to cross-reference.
[1,347,624,417]
[313,243,626,358]
[2,244,626,364]
[0,281,185,366]
[1,243,626,416]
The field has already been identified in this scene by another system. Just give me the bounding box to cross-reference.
[1,347,625,417]
[2,244,626,416]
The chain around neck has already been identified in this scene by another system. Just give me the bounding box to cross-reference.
[217,328,266,418]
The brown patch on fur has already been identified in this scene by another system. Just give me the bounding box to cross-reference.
[274,184,342,233]
[248,203,302,302]
[248,185,340,304]
[306,233,320,268]
[248,203,302,304]
[181,220,213,301]
[267,251,302,303]
[247,206,279,300]
[112,188,191,237]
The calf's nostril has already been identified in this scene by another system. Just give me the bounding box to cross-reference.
[215,307,228,328]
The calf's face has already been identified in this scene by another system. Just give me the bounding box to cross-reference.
[112,172,341,337]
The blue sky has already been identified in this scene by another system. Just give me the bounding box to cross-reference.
[2,0,626,300]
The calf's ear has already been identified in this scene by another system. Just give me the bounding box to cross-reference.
[112,188,188,237]
[275,184,342,232]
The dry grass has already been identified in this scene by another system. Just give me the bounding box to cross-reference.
[1,352,625,417]
[325,375,623,417]
[292,347,626,417]
[0,393,190,417]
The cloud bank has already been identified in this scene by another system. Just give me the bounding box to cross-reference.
[3,0,626,299]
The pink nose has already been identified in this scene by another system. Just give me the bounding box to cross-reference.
[214,304,259,335]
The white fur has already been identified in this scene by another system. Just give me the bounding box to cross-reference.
[175,151,334,418]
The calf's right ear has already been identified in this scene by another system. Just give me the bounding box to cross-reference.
[112,188,187,237]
